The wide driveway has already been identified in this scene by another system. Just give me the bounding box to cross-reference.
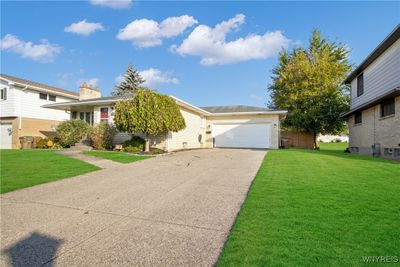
[1,149,266,266]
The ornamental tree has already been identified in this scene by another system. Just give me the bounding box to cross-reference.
[114,88,186,152]
[269,29,351,148]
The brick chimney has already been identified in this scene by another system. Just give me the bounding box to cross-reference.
[79,82,101,100]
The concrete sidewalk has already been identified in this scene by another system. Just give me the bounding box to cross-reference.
[0,148,266,266]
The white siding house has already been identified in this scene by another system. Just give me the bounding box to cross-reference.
[0,74,79,148]
[342,25,400,160]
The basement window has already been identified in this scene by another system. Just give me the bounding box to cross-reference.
[354,111,362,124]
[381,98,395,117]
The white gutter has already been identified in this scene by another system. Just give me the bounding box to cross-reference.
[169,95,212,115]
[206,110,288,116]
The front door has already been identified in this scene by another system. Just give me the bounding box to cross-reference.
[0,123,13,149]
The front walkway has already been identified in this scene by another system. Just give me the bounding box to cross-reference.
[1,149,266,266]
[59,150,122,169]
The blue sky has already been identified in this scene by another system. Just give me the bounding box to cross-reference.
[1,1,399,107]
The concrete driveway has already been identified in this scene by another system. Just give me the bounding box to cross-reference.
[1,148,266,267]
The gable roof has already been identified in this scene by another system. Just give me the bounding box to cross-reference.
[0,73,79,98]
[344,24,400,84]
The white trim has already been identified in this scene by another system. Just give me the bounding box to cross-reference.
[169,95,212,115]
[207,111,287,116]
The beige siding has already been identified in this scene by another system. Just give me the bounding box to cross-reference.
[207,114,281,149]
[350,39,400,110]
[167,107,206,151]
[348,96,400,159]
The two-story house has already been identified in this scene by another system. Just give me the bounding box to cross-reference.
[0,74,80,149]
[342,25,400,160]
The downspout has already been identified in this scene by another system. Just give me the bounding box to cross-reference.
[19,85,28,130]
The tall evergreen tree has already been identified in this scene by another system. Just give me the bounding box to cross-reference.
[113,64,145,96]
[269,29,351,148]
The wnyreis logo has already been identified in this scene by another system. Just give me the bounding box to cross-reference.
[362,256,399,263]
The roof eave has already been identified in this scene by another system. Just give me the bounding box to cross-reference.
[207,110,288,116]
[343,24,400,84]
[1,76,80,99]
[341,87,400,117]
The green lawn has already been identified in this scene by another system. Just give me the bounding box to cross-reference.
[82,150,150,163]
[1,150,100,194]
[218,143,400,266]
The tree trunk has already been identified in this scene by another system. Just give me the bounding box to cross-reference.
[313,132,319,149]
[144,134,150,152]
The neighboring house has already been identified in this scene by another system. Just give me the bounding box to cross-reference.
[342,25,400,160]
[0,74,79,149]
[43,83,287,152]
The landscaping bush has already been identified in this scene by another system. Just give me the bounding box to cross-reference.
[56,120,90,147]
[89,122,117,150]
[122,136,145,152]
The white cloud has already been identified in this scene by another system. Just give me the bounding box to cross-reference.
[64,20,105,36]
[117,15,198,48]
[89,0,132,9]
[0,34,61,63]
[249,94,263,101]
[138,68,179,88]
[77,78,100,87]
[172,14,290,65]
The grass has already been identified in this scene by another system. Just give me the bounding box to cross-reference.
[218,143,400,266]
[82,150,150,163]
[1,150,100,194]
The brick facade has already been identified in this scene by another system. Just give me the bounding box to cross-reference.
[348,96,400,160]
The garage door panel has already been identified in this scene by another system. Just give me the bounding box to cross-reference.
[213,123,271,148]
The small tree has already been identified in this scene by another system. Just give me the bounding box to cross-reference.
[114,88,186,152]
[89,122,117,150]
[269,29,351,148]
[113,64,145,96]
[56,120,91,147]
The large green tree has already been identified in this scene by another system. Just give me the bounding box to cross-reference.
[113,64,145,96]
[114,88,186,152]
[269,30,351,148]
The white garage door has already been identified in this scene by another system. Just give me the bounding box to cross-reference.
[1,123,13,149]
[213,123,271,148]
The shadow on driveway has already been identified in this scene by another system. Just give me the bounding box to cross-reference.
[2,232,63,267]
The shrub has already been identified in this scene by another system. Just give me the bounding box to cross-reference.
[89,122,117,150]
[56,120,90,147]
[122,136,145,152]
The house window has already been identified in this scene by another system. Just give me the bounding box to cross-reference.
[48,94,56,102]
[357,73,364,96]
[354,111,362,124]
[79,112,85,120]
[39,93,47,100]
[100,107,109,123]
[85,112,91,124]
[1,88,7,100]
[381,98,395,117]
[71,111,77,119]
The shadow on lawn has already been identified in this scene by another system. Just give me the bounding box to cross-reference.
[2,232,63,267]
[291,148,400,165]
